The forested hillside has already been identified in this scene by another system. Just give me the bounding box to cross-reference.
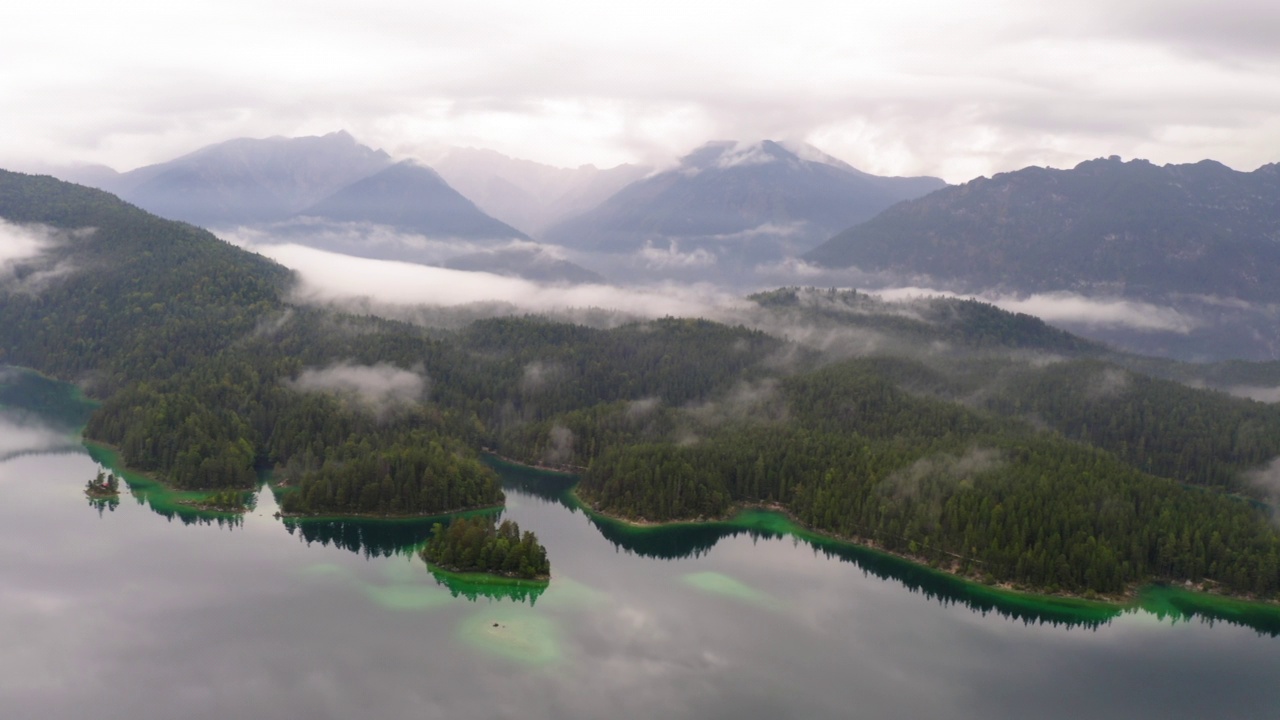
[3,171,1280,599]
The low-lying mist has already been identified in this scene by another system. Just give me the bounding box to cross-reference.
[234,240,741,321]
[287,362,429,416]
[869,287,1198,334]
[219,225,1260,364]
[0,220,82,293]
[0,415,81,461]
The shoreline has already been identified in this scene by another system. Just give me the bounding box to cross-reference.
[490,454,1280,613]
[423,562,550,588]
[277,502,506,523]
[86,439,507,522]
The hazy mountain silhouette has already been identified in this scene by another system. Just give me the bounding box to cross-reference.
[104,131,394,227]
[543,140,946,265]
[430,147,651,237]
[295,160,528,240]
[806,156,1280,303]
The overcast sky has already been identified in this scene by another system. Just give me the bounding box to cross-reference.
[4,0,1279,182]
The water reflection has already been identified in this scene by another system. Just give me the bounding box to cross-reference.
[282,516,437,559]
[86,494,119,516]
[491,457,1280,635]
[0,366,96,431]
[1141,586,1280,638]
[426,566,549,605]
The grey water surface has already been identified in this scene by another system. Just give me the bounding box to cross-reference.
[2,392,1279,720]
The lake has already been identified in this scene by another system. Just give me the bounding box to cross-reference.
[3,367,1280,720]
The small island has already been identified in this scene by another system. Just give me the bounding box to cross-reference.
[84,470,120,498]
[421,516,550,581]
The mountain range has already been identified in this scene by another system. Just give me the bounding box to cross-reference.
[27,135,1280,359]
[807,156,1280,302]
[804,156,1280,360]
[39,133,608,283]
[81,131,393,227]
[542,140,947,267]
[34,132,949,287]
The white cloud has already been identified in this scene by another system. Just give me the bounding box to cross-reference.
[637,242,717,269]
[869,287,1198,333]
[0,417,77,459]
[1225,386,1280,403]
[714,142,780,169]
[0,220,81,292]
[251,242,737,319]
[0,220,53,267]
[709,222,809,242]
[3,1,1278,182]
[287,362,427,413]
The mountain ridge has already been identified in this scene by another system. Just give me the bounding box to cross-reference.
[543,139,947,266]
[805,155,1280,302]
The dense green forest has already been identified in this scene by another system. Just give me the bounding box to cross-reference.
[422,516,550,580]
[4,169,1280,599]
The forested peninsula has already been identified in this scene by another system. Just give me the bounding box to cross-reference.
[3,169,1280,602]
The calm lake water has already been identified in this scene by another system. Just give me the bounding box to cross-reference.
[4,368,1280,720]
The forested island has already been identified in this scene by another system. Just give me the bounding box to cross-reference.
[4,169,1280,603]
[84,470,120,498]
[422,517,550,581]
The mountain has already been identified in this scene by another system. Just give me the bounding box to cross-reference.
[17,162,125,192]
[806,156,1280,301]
[294,160,528,240]
[430,147,651,237]
[542,140,947,265]
[0,169,290,387]
[101,131,394,227]
[803,156,1280,361]
[280,161,606,282]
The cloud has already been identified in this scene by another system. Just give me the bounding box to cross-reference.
[1225,386,1280,404]
[1085,367,1132,400]
[637,241,717,269]
[708,222,809,243]
[542,425,575,465]
[5,1,1279,186]
[0,220,81,293]
[687,379,787,429]
[0,416,79,460]
[869,287,1199,333]
[520,361,567,393]
[884,447,1004,499]
[1245,457,1280,503]
[287,362,427,414]
[238,241,738,320]
[0,220,50,266]
[714,142,780,169]
[626,397,661,419]
[227,221,520,264]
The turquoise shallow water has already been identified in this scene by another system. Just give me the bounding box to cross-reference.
[3,369,1280,720]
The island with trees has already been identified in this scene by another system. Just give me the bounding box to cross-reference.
[84,470,120,498]
[421,517,550,583]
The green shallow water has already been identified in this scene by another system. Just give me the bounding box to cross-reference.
[5,370,1280,720]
